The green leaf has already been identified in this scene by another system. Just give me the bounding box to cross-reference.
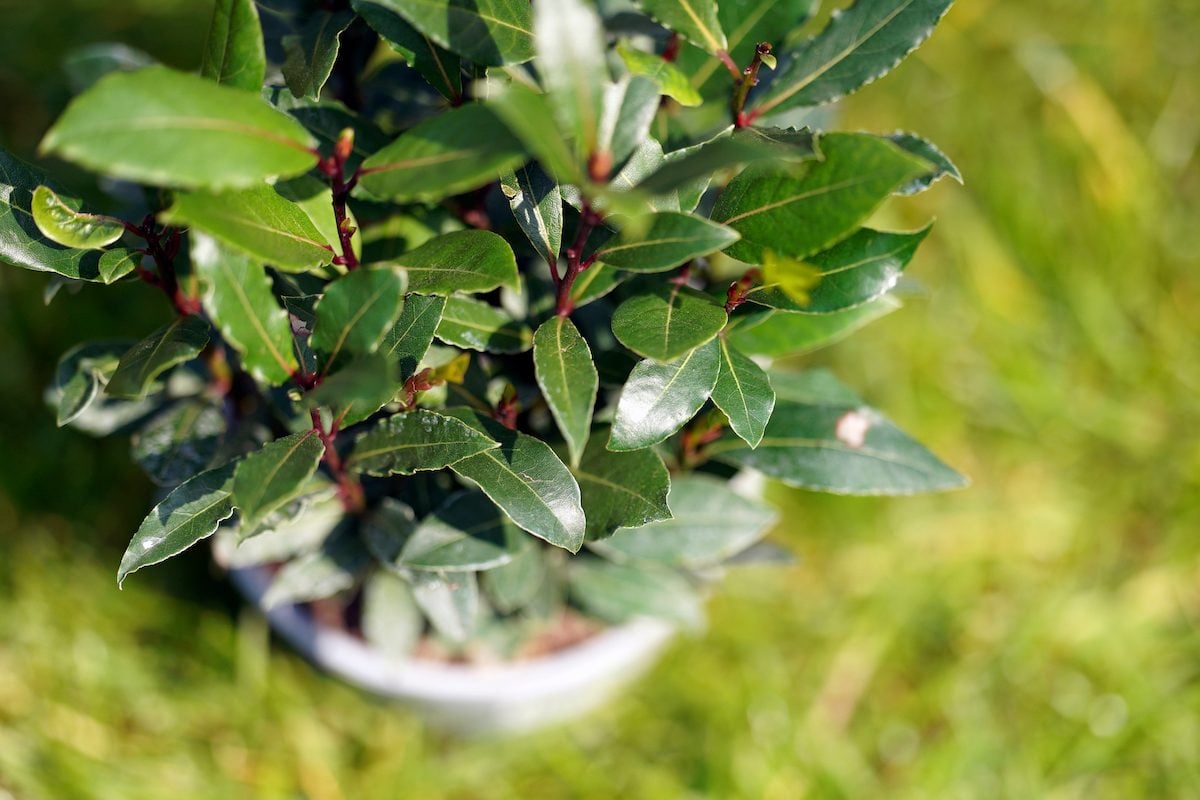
[574,428,671,540]
[393,491,525,571]
[611,284,727,362]
[409,570,480,644]
[712,133,929,262]
[357,103,526,202]
[106,316,211,400]
[282,10,354,101]
[597,212,739,273]
[363,497,418,565]
[361,570,423,657]
[219,495,344,567]
[533,316,597,467]
[769,367,864,406]
[131,401,225,487]
[711,336,775,448]
[64,43,156,93]
[354,0,462,101]
[609,338,720,451]
[346,409,499,476]
[487,81,582,184]
[381,293,445,378]
[569,559,702,628]
[40,66,317,190]
[638,0,727,54]
[267,92,390,172]
[535,0,608,159]
[636,127,818,198]
[570,263,627,308]
[709,396,967,494]
[200,0,266,92]
[53,341,128,427]
[888,132,962,195]
[276,175,362,260]
[393,230,519,295]
[262,524,371,608]
[446,410,586,553]
[306,354,400,427]
[366,0,534,65]
[161,186,332,272]
[596,473,778,568]
[0,150,143,281]
[745,225,930,313]
[501,164,562,267]
[752,0,954,116]
[311,267,406,368]
[435,295,532,354]
[617,44,702,107]
[30,185,123,249]
[191,234,298,385]
[597,76,661,169]
[727,295,900,356]
[481,537,545,613]
[118,462,237,586]
[232,430,325,533]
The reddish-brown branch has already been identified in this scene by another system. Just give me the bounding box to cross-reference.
[319,131,360,271]
[716,49,741,80]
[732,43,772,129]
[310,407,365,514]
[554,201,603,317]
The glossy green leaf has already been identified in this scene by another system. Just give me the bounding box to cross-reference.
[366,0,534,65]
[638,0,726,54]
[712,133,928,262]
[394,491,525,571]
[191,234,298,384]
[727,295,900,356]
[381,293,445,378]
[131,401,225,487]
[710,397,967,494]
[435,295,532,354]
[609,338,720,451]
[282,10,354,100]
[306,354,400,427]
[611,285,727,362]
[354,0,462,101]
[617,44,702,107]
[746,225,930,314]
[30,185,123,249]
[393,230,519,295]
[533,316,597,467]
[347,409,499,476]
[361,570,423,657]
[486,81,582,184]
[888,132,963,195]
[232,430,325,533]
[200,0,266,92]
[535,0,607,159]
[106,316,211,400]
[162,186,332,272]
[597,76,661,169]
[262,524,371,608]
[357,104,526,202]
[410,569,480,644]
[118,462,237,586]
[752,0,955,116]
[569,559,702,628]
[500,163,562,265]
[53,341,128,427]
[40,66,317,190]
[597,212,739,273]
[311,267,406,368]
[574,429,671,540]
[597,473,778,568]
[446,410,586,553]
[711,336,775,448]
[637,127,818,197]
[570,263,627,308]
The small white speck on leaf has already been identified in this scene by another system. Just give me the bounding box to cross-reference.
[835,409,872,448]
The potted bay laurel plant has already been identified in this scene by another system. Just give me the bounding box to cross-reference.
[3,0,963,732]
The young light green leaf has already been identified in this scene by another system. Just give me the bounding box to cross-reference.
[310,267,406,368]
[711,132,929,262]
[191,234,298,385]
[162,186,333,272]
[435,295,532,354]
[533,316,597,467]
[574,429,671,540]
[392,230,519,295]
[409,569,481,644]
[535,0,608,159]
[347,409,499,476]
[200,0,266,92]
[597,212,740,273]
[711,337,775,448]
[709,397,967,494]
[569,559,703,628]
[232,430,325,533]
[282,10,355,100]
[486,80,583,184]
[30,185,124,249]
[609,338,720,451]
[752,0,955,117]
[54,341,128,427]
[357,103,526,202]
[381,293,445,378]
[638,0,727,54]
[887,132,962,195]
[446,410,586,553]
[118,462,237,586]
[727,295,900,357]
[596,473,778,568]
[40,66,317,190]
[500,163,562,265]
[617,44,702,107]
[353,0,462,101]
[393,491,525,571]
[611,284,727,362]
[106,316,211,399]
[131,401,225,487]
[597,75,661,170]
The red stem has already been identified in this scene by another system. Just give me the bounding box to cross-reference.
[310,408,365,514]
[554,202,602,317]
[319,132,359,271]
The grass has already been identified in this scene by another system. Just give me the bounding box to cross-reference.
[2,0,1200,796]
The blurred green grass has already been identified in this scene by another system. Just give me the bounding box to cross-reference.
[2,0,1200,797]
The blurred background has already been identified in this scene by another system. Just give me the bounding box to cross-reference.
[2,0,1199,796]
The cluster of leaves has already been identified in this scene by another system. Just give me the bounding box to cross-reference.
[2,0,963,657]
